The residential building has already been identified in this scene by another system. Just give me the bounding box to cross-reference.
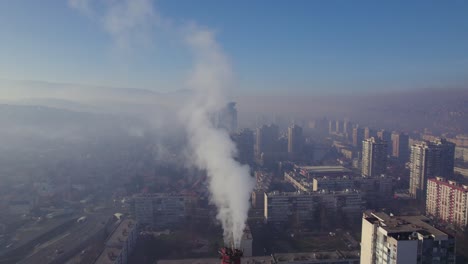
[264,191,364,225]
[364,127,376,140]
[343,120,352,140]
[360,211,456,264]
[255,124,279,157]
[312,176,354,192]
[294,165,352,178]
[356,176,393,208]
[232,128,254,165]
[288,124,303,155]
[352,127,365,149]
[95,218,137,264]
[391,132,409,163]
[377,129,392,155]
[426,177,468,228]
[133,193,187,228]
[361,137,387,177]
[409,138,456,200]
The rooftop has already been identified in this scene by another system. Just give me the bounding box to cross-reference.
[294,165,351,174]
[428,177,468,192]
[95,219,136,264]
[107,219,135,246]
[364,211,448,240]
[266,190,361,197]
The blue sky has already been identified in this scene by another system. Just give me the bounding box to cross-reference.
[1,0,468,94]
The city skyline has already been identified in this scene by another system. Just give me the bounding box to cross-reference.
[1,1,468,264]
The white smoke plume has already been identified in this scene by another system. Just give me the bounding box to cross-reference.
[69,0,254,247]
[182,24,254,246]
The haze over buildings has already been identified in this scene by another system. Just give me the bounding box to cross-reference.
[0,1,468,264]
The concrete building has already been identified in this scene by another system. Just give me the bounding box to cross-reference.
[352,127,364,149]
[426,177,468,228]
[340,148,354,159]
[240,226,253,257]
[264,191,364,225]
[360,211,456,264]
[356,176,393,208]
[285,171,313,192]
[133,193,187,228]
[287,124,303,155]
[95,219,137,264]
[409,138,456,200]
[377,129,392,155]
[251,189,264,209]
[313,176,354,192]
[232,128,254,165]
[255,124,279,157]
[455,146,468,162]
[391,132,409,163]
[343,120,352,140]
[294,165,352,178]
[361,137,387,177]
[364,127,376,140]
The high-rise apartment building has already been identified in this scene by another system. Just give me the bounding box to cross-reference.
[335,120,343,134]
[352,127,365,149]
[255,124,279,157]
[391,132,410,162]
[343,120,352,140]
[361,137,388,177]
[360,211,456,264]
[364,127,376,140]
[377,129,392,155]
[134,193,187,228]
[232,128,254,165]
[426,177,468,228]
[409,138,456,200]
[287,124,303,154]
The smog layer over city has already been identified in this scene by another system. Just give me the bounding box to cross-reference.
[1,1,468,264]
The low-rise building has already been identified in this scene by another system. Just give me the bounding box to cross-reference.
[313,176,354,192]
[264,190,364,225]
[294,165,352,178]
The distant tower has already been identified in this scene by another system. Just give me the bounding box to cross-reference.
[288,124,303,154]
[217,102,237,133]
[353,127,365,149]
[361,137,388,177]
[391,132,409,163]
[232,129,254,165]
[255,124,279,157]
[377,129,392,155]
[343,120,352,140]
[328,120,335,134]
[409,138,455,200]
[335,120,342,134]
[364,127,376,140]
